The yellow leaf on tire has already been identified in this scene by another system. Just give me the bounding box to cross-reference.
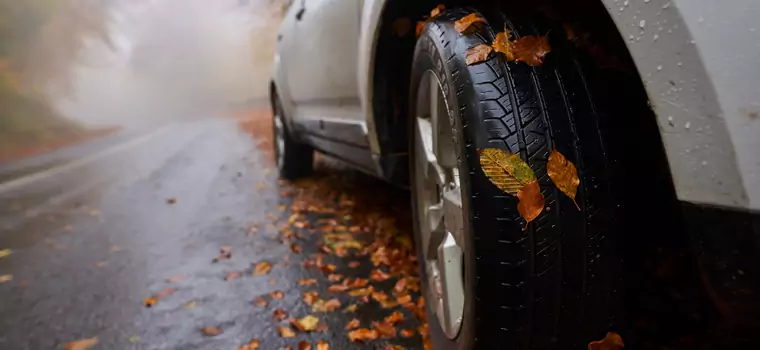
[547,148,581,209]
[466,44,492,65]
[492,31,515,61]
[478,148,544,224]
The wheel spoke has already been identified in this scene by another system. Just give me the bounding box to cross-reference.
[415,117,446,186]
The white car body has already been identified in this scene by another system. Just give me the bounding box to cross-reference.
[272,0,760,211]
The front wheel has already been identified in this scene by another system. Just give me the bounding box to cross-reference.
[410,8,625,349]
[272,93,313,180]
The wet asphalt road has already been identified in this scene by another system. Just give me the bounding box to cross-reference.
[0,115,424,349]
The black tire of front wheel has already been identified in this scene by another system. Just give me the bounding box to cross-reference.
[411,8,623,349]
[272,97,314,180]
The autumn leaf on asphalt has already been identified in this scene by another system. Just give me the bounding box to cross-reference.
[394,278,408,294]
[292,315,321,332]
[391,17,412,37]
[327,274,343,282]
[400,329,415,338]
[155,287,177,298]
[304,290,319,305]
[299,278,317,286]
[344,304,358,313]
[253,297,268,307]
[385,346,405,350]
[370,269,391,281]
[238,339,261,350]
[270,290,285,299]
[166,198,176,204]
[290,243,302,253]
[397,294,413,305]
[142,296,158,307]
[348,261,360,268]
[165,275,186,283]
[511,34,551,66]
[478,148,544,224]
[348,286,375,297]
[384,311,404,324]
[454,13,485,33]
[373,321,397,338]
[312,298,341,312]
[273,308,289,321]
[547,148,581,209]
[254,261,272,276]
[345,318,361,330]
[348,328,379,342]
[298,340,312,350]
[0,249,11,259]
[588,332,625,350]
[316,339,329,350]
[278,326,296,338]
[466,44,492,65]
[492,31,515,61]
[201,326,223,337]
[225,271,241,281]
[65,337,98,350]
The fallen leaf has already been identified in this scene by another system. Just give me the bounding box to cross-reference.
[293,315,321,332]
[166,198,176,204]
[547,148,580,209]
[155,287,177,297]
[415,21,426,37]
[312,298,341,312]
[0,249,11,259]
[384,311,404,324]
[511,34,551,66]
[278,326,296,338]
[65,337,98,350]
[466,44,492,65]
[396,294,412,305]
[400,329,415,338]
[165,275,186,283]
[273,308,289,321]
[316,339,329,350]
[370,269,391,281]
[385,346,405,350]
[299,278,317,286]
[254,261,272,276]
[298,340,312,350]
[142,296,158,307]
[454,13,485,33]
[182,300,198,309]
[349,286,375,297]
[253,297,268,307]
[201,326,222,336]
[270,290,285,299]
[588,332,625,350]
[348,328,379,342]
[127,336,140,343]
[429,4,445,17]
[225,271,241,281]
[94,261,107,268]
[290,243,302,253]
[348,261,360,268]
[517,181,545,225]
[345,318,361,330]
[391,17,412,37]
[344,304,358,313]
[492,31,515,61]
[394,278,407,294]
[373,321,396,338]
[304,291,319,305]
[238,339,260,350]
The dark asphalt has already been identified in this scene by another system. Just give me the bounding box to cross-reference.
[0,116,424,350]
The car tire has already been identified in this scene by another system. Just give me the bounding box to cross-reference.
[272,93,313,180]
[410,7,624,349]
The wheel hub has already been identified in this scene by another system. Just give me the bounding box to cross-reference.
[272,105,286,170]
[414,71,465,339]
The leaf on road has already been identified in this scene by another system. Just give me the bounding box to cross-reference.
[400,329,415,338]
[201,326,222,337]
[345,318,361,330]
[316,339,329,350]
[588,332,625,350]
[142,296,158,307]
[304,291,319,305]
[238,339,261,350]
[165,275,186,283]
[373,321,396,338]
[0,249,11,259]
[344,304,358,313]
[348,261,360,268]
[254,261,272,276]
[327,274,343,282]
[478,148,544,223]
[394,278,408,294]
[278,326,296,338]
[466,44,492,65]
[270,290,285,299]
[273,308,289,321]
[370,269,391,282]
[492,31,515,61]
[155,287,176,298]
[454,13,485,33]
[225,271,241,281]
[253,297,268,307]
[290,243,302,253]
[517,181,545,225]
[166,198,177,204]
[293,315,321,332]
[298,340,312,350]
[65,337,98,350]
[547,149,580,209]
[348,328,379,342]
[384,311,404,325]
[312,298,341,312]
[299,278,317,286]
[511,34,552,66]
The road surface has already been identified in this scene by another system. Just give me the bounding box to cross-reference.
[0,115,425,350]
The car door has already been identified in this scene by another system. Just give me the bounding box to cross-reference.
[281,0,374,170]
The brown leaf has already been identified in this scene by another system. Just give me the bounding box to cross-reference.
[201,326,223,336]
[273,308,289,321]
[348,328,379,342]
[254,261,272,276]
[547,148,580,209]
[348,261,360,268]
[400,328,415,338]
[253,297,268,307]
[373,321,396,338]
[384,311,404,325]
[429,4,445,17]
[466,44,492,65]
[511,35,551,66]
[293,315,321,332]
[454,13,485,33]
[492,31,515,61]
[225,271,241,281]
[588,332,625,350]
[327,274,343,282]
[348,286,374,297]
[278,326,296,338]
[0,274,11,283]
[304,290,319,306]
[142,296,158,307]
[344,304,358,313]
[394,278,408,294]
[397,294,413,305]
[238,339,260,350]
[316,339,329,350]
[345,318,361,330]
[270,290,285,299]
[65,337,98,350]
[298,340,312,350]
[391,17,412,37]
[517,181,545,225]
[299,278,317,286]
[166,198,176,204]
[370,269,391,282]
[290,243,302,253]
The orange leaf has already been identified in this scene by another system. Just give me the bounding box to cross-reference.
[299,278,317,286]
[328,274,343,282]
[372,321,397,338]
[400,328,415,338]
[384,311,404,324]
[292,315,321,332]
[298,340,312,350]
[370,269,391,281]
[201,326,223,336]
[270,290,284,299]
[238,339,261,350]
[348,261,360,268]
[394,278,408,294]
[278,326,296,338]
[517,181,545,225]
[492,31,515,61]
[430,4,445,17]
[348,328,379,342]
[511,35,551,66]
[316,339,329,350]
[254,261,272,276]
[290,243,302,253]
[225,271,241,281]
[345,318,361,330]
[547,148,580,209]
[273,308,289,321]
[253,297,268,307]
[466,44,492,65]
[155,287,176,297]
[588,332,625,350]
[65,337,98,350]
[142,296,158,307]
[454,13,485,33]
[415,21,426,38]
[304,291,319,305]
